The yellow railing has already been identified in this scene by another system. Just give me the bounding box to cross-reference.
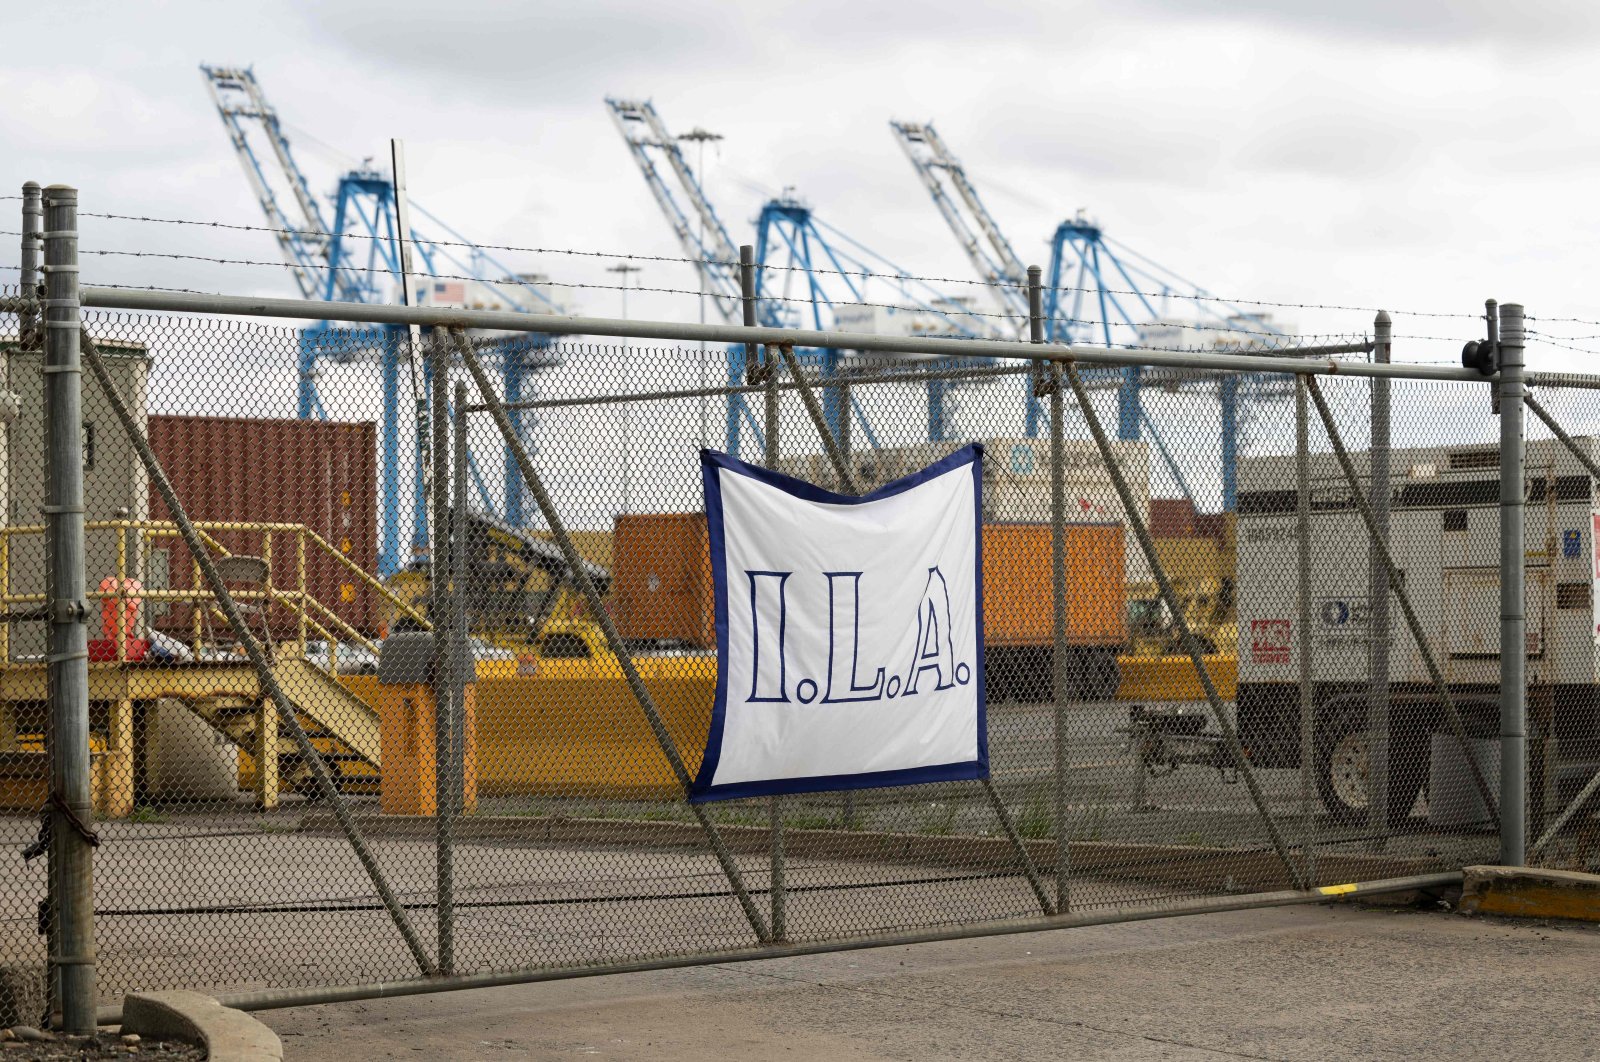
[0,519,429,670]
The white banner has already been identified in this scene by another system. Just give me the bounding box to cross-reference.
[691,444,986,801]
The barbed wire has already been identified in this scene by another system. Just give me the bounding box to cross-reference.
[1527,332,1600,357]
[54,208,1490,320]
[1529,315,1600,327]
[13,240,1391,345]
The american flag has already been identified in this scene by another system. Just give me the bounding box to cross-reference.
[432,281,466,304]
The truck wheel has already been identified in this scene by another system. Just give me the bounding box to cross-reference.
[984,654,1011,703]
[1086,650,1120,701]
[1022,647,1052,703]
[1314,705,1429,825]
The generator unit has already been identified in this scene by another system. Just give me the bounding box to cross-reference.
[1234,436,1600,821]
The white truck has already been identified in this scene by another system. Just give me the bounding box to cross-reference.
[1234,436,1600,822]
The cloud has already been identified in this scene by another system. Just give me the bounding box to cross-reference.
[0,0,1597,380]
[1114,0,1600,50]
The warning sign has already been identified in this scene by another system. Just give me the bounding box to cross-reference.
[1250,618,1292,665]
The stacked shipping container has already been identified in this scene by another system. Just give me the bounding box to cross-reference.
[148,415,378,637]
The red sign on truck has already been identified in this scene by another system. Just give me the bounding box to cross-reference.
[1250,618,1292,664]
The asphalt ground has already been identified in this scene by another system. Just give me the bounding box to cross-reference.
[260,901,1600,1061]
[0,698,1507,1005]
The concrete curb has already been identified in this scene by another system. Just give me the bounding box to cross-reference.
[1459,865,1600,922]
[121,990,282,1061]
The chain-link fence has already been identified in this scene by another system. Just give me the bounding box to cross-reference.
[2,191,1593,1025]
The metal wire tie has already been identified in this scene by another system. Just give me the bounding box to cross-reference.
[47,793,99,849]
[47,599,87,622]
[43,652,88,664]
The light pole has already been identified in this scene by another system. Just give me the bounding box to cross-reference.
[607,262,644,514]
[678,126,724,448]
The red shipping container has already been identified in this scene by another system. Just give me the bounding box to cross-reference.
[1149,498,1198,539]
[147,415,379,637]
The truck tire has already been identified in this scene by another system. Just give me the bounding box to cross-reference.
[984,652,1012,703]
[1084,649,1120,701]
[1314,704,1429,825]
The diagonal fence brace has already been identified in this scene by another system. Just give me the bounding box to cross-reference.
[80,330,438,977]
[1304,376,1499,827]
[1063,362,1307,889]
[1523,393,1600,855]
[773,344,1057,917]
[450,329,773,944]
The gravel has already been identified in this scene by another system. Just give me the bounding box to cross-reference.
[0,1028,202,1059]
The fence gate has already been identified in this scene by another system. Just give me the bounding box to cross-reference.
[2,185,1582,1025]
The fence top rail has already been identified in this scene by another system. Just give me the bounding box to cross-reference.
[1528,371,1600,391]
[67,286,1493,384]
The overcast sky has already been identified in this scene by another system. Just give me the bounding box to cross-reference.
[6,0,1599,353]
[4,0,1599,519]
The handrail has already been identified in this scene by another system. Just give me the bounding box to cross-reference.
[301,528,431,631]
[0,518,407,667]
[298,592,381,656]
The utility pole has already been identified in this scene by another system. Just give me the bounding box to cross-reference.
[678,126,724,449]
[607,263,644,514]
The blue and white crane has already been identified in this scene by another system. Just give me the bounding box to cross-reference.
[890,119,1291,510]
[607,98,996,455]
[203,65,565,573]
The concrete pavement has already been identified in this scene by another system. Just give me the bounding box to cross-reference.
[261,902,1600,1060]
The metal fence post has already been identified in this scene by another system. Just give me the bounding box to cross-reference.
[18,181,49,1020]
[19,183,42,350]
[837,368,855,830]
[1367,311,1392,847]
[1296,376,1317,886]
[428,329,454,975]
[1498,302,1527,866]
[744,246,787,941]
[42,186,96,1035]
[452,382,470,832]
[1030,267,1071,912]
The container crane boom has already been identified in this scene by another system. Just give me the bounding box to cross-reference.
[890,121,1029,328]
[202,65,364,302]
[605,98,745,324]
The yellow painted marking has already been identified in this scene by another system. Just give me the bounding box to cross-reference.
[1318,883,1358,896]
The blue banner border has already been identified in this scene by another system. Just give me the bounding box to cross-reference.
[690,443,988,803]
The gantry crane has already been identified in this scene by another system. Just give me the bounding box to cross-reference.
[203,65,565,572]
[607,98,997,455]
[890,119,1291,509]
[889,121,1029,329]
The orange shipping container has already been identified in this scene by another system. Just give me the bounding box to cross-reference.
[981,523,1125,647]
[612,514,1124,650]
[612,513,715,647]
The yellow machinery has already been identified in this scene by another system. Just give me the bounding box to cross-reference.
[351,619,715,800]
[0,518,424,815]
[382,511,611,655]
[1118,525,1239,701]
[0,515,715,816]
